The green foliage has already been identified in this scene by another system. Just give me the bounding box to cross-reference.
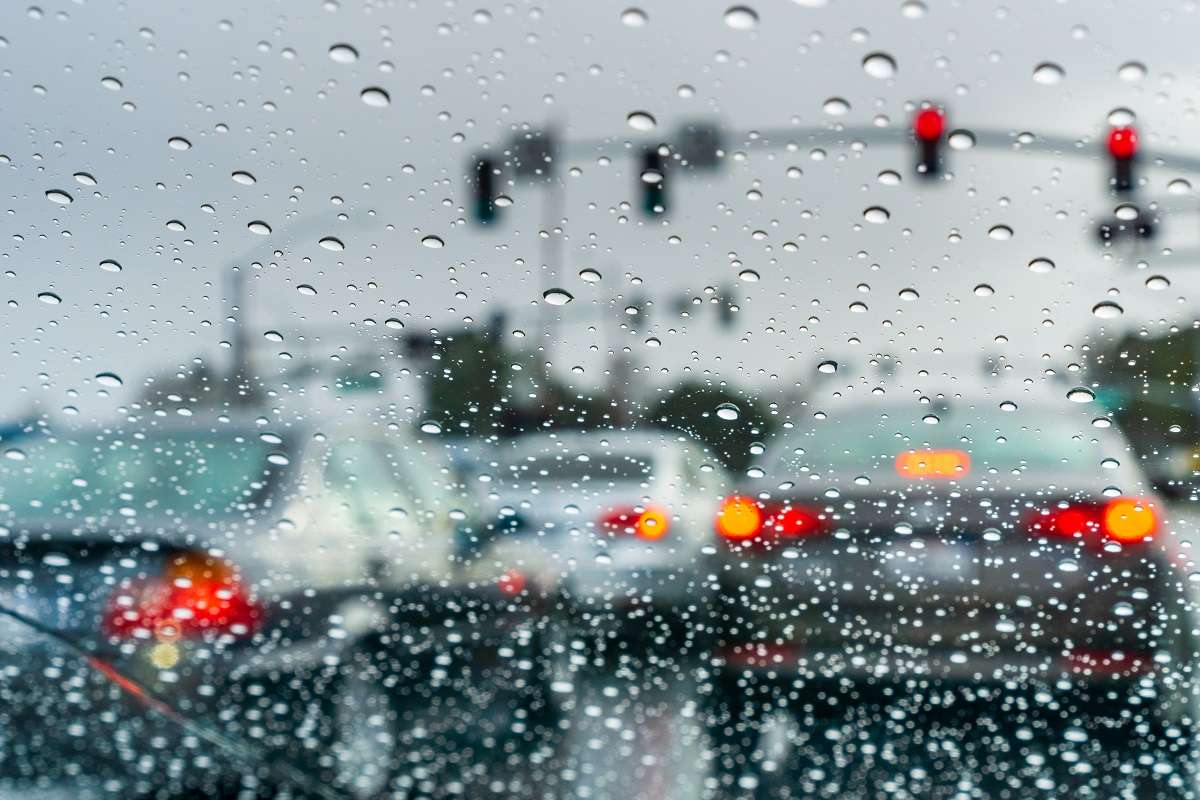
[648,382,772,472]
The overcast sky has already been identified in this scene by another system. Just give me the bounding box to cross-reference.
[4,0,1200,424]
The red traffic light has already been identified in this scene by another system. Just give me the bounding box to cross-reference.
[1107,126,1138,161]
[913,108,945,143]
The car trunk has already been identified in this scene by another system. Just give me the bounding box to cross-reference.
[713,489,1175,675]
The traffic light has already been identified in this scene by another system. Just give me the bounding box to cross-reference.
[912,107,945,179]
[1107,125,1138,193]
[470,156,500,224]
[639,146,667,217]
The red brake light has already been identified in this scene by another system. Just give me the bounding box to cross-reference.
[104,553,262,640]
[895,449,970,479]
[716,496,826,545]
[1026,497,1157,545]
[1107,126,1138,160]
[913,108,945,143]
[599,505,670,541]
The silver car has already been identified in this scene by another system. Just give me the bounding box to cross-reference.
[479,429,728,632]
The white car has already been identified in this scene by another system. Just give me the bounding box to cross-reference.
[477,429,729,627]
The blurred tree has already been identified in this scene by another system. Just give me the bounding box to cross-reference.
[648,382,772,472]
[1089,327,1200,473]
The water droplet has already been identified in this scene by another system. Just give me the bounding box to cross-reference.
[723,5,759,29]
[716,402,741,421]
[100,76,122,91]
[1168,178,1191,195]
[95,372,122,387]
[318,236,344,252]
[73,172,96,186]
[296,284,317,296]
[1100,457,1120,470]
[1113,601,1134,617]
[922,413,939,425]
[620,8,648,27]
[4,448,25,462]
[1000,400,1018,411]
[848,301,868,313]
[360,87,390,107]
[900,0,927,18]
[421,234,444,248]
[863,206,890,224]
[1058,559,1079,573]
[45,189,72,205]
[1145,275,1170,290]
[947,129,976,150]
[898,287,919,301]
[973,283,994,296]
[877,170,901,186]
[1032,62,1065,85]
[1067,387,1095,403]
[99,259,121,273]
[626,110,656,131]
[267,453,290,466]
[247,220,272,235]
[737,268,760,282]
[420,421,443,435]
[1115,203,1139,221]
[37,291,60,304]
[988,224,1013,240]
[862,52,897,79]
[264,330,284,342]
[644,336,660,348]
[1027,257,1054,273]
[231,170,256,185]
[1117,61,1146,82]
[166,219,186,232]
[328,43,359,63]
[822,97,850,116]
[542,288,574,306]
[1107,107,1136,126]
[640,167,663,184]
[167,136,191,151]
[578,268,602,283]
[1092,417,1112,428]
[384,318,404,330]
[1092,301,1123,319]
[817,360,838,374]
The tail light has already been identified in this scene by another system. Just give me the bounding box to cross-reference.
[715,495,827,545]
[599,505,670,541]
[1025,497,1158,546]
[104,552,262,640]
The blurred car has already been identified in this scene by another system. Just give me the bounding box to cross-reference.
[478,429,728,633]
[0,413,554,799]
[704,396,1198,796]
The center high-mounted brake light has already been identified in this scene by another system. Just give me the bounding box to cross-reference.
[715,495,827,545]
[599,505,670,541]
[103,552,262,641]
[1026,497,1158,546]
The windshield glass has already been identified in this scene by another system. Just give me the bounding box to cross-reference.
[5,2,1200,799]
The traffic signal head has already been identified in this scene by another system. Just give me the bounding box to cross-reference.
[639,147,668,217]
[1106,125,1138,193]
[471,156,500,224]
[912,107,946,179]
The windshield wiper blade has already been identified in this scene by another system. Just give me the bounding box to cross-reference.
[0,600,351,800]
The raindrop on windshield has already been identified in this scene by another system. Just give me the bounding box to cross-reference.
[987,224,1013,240]
[318,236,345,251]
[1145,275,1169,290]
[231,170,256,185]
[1067,387,1096,403]
[247,220,272,235]
[95,372,122,387]
[1117,61,1146,82]
[421,234,445,248]
[817,360,838,374]
[716,402,740,421]
[1092,301,1123,319]
[723,6,759,30]
[1032,62,1065,84]
[99,259,121,273]
[167,136,191,151]
[1027,257,1054,273]
[862,52,897,79]
[620,8,648,27]
[36,292,61,304]
[626,111,656,131]
[420,421,444,435]
[822,97,850,116]
[360,87,390,107]
[578,268,602,283]
[863,206,890,223]
[947,129,976,150]
[543,288,574,306]
[329,43,359,63]
[45,189,73,205]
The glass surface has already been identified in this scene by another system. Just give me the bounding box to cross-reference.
[2,2,1199,799]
